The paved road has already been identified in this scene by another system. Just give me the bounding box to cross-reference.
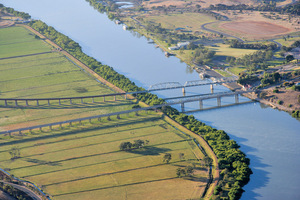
[0,181,43,200]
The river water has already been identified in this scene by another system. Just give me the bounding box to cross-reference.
[1,0,300,199]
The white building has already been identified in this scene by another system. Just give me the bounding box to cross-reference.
[177,42,190,48]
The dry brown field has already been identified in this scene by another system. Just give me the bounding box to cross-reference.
[142,0,254,9]
[209,10,300,40]
[220,21,291,38]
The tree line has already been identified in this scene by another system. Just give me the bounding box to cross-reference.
[26,15,251,200]
[229,39,278,50]
[0,5,31,20]
[209,2,300,16]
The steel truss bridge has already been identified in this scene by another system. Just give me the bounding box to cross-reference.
[0,77,238,107]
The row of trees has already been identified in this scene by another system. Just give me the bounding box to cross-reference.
[209,2,300,16]
[27,17,251,200]
[229,50,273,68]
[119,139,149,151]
[229,39,278,50]
[0,5,31,20]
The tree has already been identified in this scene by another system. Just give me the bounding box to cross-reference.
[163,153,172,163]
[119,142,132,151]
[176,168,186,177]
[133,139,145,149]
[286,54,294,62]
[9,147,20,160]
[179,153,185,160]
[203,156,212,166]
[185,166,194,176]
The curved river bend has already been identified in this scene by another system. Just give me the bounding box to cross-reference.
[1,0,300,199]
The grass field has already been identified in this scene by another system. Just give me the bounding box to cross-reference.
[0,26,133,130]
[227,66,247,75]
[0,25,209,199]
[0,114,208,200]
[145,12,216,33]
[208,44,257,57]
[0,26,51,58]
[275,36,300,47]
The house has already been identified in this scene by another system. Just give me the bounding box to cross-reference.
[177,42,190,49]
[168,46,179,50]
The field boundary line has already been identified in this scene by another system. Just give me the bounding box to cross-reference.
[163,115,219,199]
[10,24,219,199]
[0,51,52,60]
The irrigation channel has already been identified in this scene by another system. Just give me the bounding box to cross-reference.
[1,0,300,199]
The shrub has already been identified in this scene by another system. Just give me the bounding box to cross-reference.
[273,89,279,93]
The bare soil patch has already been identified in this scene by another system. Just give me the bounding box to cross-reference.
[0,20,14,28]
[143,0,254,8]
[221,21,291,36]
[259,87,300,111]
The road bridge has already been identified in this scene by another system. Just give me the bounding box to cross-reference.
[0,90,253,135]
[0,78,238,107]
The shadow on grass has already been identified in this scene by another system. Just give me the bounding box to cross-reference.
[128,146,171,156]
[0,101,133,110]
[0,116,162,148]
[25,158,62,166]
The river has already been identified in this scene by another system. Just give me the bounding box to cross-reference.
[1,0,300,199]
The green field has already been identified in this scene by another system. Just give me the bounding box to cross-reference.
[0,26,51,58]
[0,114,207,200]
[208,44,257,58]
[275,36,300,47]
[0,26,133,130]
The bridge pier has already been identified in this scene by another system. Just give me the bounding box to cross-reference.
[15,100,18,107]
[59,99,61,105]
[217,97,221,107]
[59,123,62,129]
[107,116,111,121]
[26,100,29,106]
[39,127,43,132]
[124,94,127,100]
[48,100,50,106]
[89,118,92,123]
[81,98,84,104]
[98,117,101,121]
[199,100,203,110]
[92,98,94,103]
[235,94,239,104]
[4,100,7,107]
[114,96,116,101]
[69,122,72,126]
[70,99,72,104]
[37,100,39,106]
[210,84,214,93]
[117,114,120,119]
[181,103,185,112]
[103,96,105,102]
[182,87,186,96]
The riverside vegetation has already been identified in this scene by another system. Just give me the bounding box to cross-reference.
[2,5,252,200]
